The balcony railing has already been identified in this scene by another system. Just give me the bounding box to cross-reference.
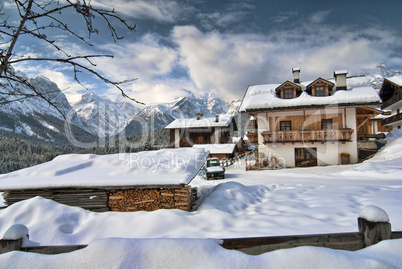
[381,90,402,109]
[381,113,402,126]
[261,129,354,144]
[246,132,258,144]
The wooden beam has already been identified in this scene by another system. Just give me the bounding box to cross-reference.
[357,117,370,131]
[356,114,377,118]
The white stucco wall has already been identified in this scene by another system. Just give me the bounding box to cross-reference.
[215,127,221,144]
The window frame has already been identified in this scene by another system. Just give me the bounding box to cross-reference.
[280,121,292,131]
[321,119,333,130]
[283,89,294,99]
[315,86,325,96]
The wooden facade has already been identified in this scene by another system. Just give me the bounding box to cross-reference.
[166,115,246,156]
[379,76,402,129]
[170,127,234,147]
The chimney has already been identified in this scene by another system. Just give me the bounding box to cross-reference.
[215,115,219,122]
[196,112,203,120]
[334,70,348,91]
[292,68,301,83]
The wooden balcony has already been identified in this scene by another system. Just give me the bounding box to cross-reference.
[179,138,192,147]
[381,113,402,126]
[381,90,402,110]
[246,132,258,144]
[219,136,231,144]
[261,129,354,144]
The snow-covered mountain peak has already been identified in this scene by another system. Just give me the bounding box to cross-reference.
[123,91,241,136]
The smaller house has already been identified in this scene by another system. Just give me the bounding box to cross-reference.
[0,148,209,212]
[379,75,402,130]
[165,113,237,148]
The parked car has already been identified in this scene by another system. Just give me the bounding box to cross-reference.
[205,158,225,180]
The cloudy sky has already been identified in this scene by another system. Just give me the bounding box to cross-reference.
[4,0,402,106]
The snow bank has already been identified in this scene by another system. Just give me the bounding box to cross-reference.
[2,224,39,247]
[0,237,401,268]
[386,129,402,142]
[0,148,209,189]
[2,224,29,240]
[338,137,402,179]
[359,206,390,223]
[197,182,269,214]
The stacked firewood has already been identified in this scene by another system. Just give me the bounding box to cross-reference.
[108,186,197,212]
[2,188,109,212]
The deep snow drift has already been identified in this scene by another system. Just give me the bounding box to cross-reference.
[0,131,402,268]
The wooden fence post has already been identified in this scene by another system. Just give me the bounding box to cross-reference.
[0,238,23,254]
[358,206,391,247]
[0,224,29,254]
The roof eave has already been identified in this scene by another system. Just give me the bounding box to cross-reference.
[242,102,382,113]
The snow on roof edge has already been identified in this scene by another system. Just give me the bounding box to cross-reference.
[0,148,210,190]
[165,115,233,129]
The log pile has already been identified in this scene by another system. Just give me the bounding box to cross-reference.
[2,186,198,212]
[108,186,197,212]
[2,188,109,212]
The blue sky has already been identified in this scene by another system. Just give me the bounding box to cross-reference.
[3,0,402,106]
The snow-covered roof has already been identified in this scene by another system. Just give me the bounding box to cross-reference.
[231,137,243,143]
[240,76,381,112]
[334,70,348,75]
[165,115,233,129]
[0,148,210,190]
[386,75,402,87]
[193,144,237,155]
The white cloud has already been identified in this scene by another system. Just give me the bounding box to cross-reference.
[38,69,93,105]
[93,0,193,23]
[310,10,331,24]
[104,78,198,105]
[271,11,299,24]
[198,12,245,30]
[172,26,275,100]
[97,34,178,82]
[172,24,399,101]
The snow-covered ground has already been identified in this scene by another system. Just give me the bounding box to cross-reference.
[0,131,402,268]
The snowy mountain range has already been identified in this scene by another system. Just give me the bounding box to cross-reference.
[0,72,96,145]
[123,90,241,136]
[0,71,241,145]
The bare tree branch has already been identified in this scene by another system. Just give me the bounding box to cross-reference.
[0,0,143,118]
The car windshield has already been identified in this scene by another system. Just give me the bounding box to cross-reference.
[207,159,221,167]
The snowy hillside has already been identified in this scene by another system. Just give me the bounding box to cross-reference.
[0,72,96,144]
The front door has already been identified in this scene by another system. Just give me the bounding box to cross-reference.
[295,147,317,167]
